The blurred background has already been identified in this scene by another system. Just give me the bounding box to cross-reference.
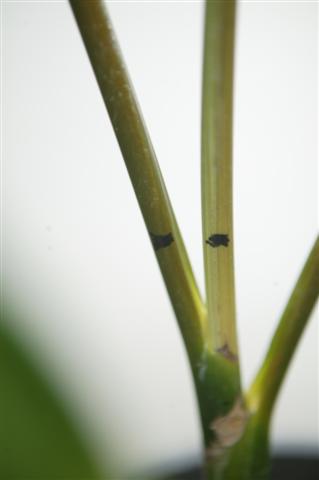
[2,0,318,477]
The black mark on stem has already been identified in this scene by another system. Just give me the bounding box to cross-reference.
[150,232,174,251]
[206,234,229,248]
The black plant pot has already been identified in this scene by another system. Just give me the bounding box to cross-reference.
[162,456,319,480]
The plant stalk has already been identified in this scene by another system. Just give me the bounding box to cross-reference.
[198,4,249,477]
[69,0,206,366]
[201,0,239,361]
[247,235,319,423]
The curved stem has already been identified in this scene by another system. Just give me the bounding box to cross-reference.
[247,236,319,422]
[69,0,206,365]
[201,0,239,360]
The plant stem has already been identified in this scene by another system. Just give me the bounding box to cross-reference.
[247,236,319,422]
[197,4,249,474]
[69,0,206,365]
[201,0,238,359]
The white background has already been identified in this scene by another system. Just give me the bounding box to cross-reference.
[2,0,318,477]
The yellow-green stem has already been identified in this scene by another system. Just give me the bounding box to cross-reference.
[199,4,248,477]
[69,0,206,365]
[247,236,319,423]
[201,0,238,359]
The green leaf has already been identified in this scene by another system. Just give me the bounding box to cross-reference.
[0,307,104,479]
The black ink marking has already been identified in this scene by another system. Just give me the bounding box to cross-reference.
[216,344,238,362]
[150,232,174,251]
[206,234,229,248]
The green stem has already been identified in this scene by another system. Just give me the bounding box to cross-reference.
[198,4,248,475]
[247,236,319,422]
[201,0,238,360]
[69,0,206,365]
